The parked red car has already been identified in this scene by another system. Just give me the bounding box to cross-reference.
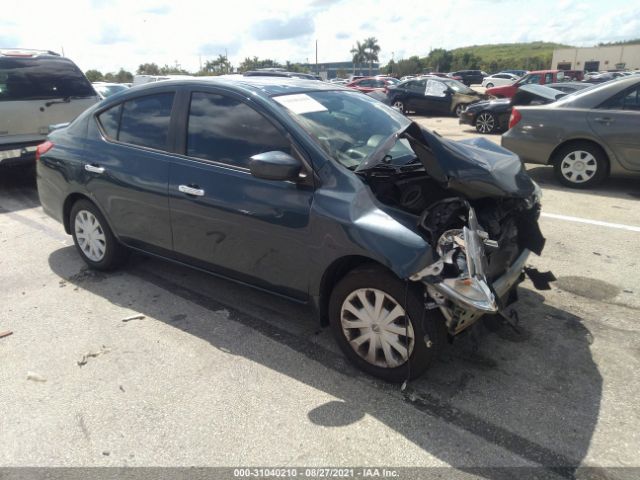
[346,76,398,93]
[486,70,568,98]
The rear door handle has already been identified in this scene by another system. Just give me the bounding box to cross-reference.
[593,117,613,124]
[178,184,205,197]
[84,164,105,174]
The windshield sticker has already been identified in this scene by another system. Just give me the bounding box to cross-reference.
[274,94,328,114]
[425,80,447,97]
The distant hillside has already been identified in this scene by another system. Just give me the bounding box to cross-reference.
[387,41,574,77]
[450,41,572,71]
[598,38,640,46]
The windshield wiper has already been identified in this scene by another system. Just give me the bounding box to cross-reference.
[45,96,71,107]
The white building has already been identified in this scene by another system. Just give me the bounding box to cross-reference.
[551,45,640,72]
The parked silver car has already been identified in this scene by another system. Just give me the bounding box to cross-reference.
[502,76,640,188]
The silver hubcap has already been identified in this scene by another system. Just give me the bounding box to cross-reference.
[74,210,106,262]
[393,101,404,111]
[455,104,465,116]
[560,150,597,183]
[340,288,415,368]
[476,113,495,133]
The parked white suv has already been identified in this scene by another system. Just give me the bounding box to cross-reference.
[0,49,99,166]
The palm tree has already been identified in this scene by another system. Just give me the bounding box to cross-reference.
[350,41,367,75]
[363,37,381,75]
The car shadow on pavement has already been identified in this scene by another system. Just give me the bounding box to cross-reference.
[525,165,640,200]
[48,247,602,479]
[0,165,40,213]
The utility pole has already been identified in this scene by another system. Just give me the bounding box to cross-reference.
[315,39,318,75]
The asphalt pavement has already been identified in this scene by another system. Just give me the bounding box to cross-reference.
[1,118,639,479]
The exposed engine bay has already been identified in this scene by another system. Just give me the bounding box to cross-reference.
[356,126,548,335]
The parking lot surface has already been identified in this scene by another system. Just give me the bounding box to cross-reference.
[1,117,639,478]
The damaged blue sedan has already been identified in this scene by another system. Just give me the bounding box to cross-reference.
[37,77,546,382]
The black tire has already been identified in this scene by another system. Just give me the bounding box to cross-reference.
[485,82,494,88]
[454,103,467,117]
[392,99,407,114]
[69,199,127,270]
[552,142,609,189]
[329,264,446,382]
[475,111,498,134]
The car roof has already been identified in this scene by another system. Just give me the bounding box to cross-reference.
[554,76,640,109]
[0,48,61,57]
[107,76,343,99]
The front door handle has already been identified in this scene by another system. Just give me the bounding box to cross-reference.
[84,164,105,174]
[593,117,613,124]
[178,184,205,197]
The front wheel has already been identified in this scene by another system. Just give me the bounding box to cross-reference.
[485,82,494,88]
[552,142,609,188]
[475,111,498,134]
[392,100,406,114]
[329,265,446,382]
[454,103,467,117]
[70,199,127,270]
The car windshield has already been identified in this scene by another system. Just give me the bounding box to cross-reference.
[441,79,473,94]
[273,90,412,170]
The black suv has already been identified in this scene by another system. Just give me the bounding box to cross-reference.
[449,70,488,86]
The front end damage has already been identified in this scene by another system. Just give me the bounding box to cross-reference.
[359,122,550,336]
[410,199,542,334]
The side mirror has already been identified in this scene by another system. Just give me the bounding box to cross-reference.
[249,151,302,181]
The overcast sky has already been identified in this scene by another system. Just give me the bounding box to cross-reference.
[1,0,639,74]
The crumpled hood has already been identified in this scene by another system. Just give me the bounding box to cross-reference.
[406,123,535,199]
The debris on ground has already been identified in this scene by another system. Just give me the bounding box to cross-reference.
[27,371,47,382]
[77,346,111,367]
[0,330,13,339]
[121,314,145,322]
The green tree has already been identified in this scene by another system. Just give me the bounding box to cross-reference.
[238,57,281,72]
[391,56,423,77]
[159,64,190,75]
[425,48,453,72]
[363,37,381,75]
[136,63,160,75]
[350,41,367,74]
[114,68,133,83]
[85,69,103,82]
[203,56,227,75]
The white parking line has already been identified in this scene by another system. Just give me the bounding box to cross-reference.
[541,212,640,232]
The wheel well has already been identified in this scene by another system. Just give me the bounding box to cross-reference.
[549,139,610,172]
[317,256,384,326]
[62,193,92,234]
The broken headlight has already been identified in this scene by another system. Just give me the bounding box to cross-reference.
[414,207,498,313]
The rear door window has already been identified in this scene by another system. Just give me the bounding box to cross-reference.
[600,87,640,111]
[0,56,95,101]
[186,92,290,168]
[98,93,174,150]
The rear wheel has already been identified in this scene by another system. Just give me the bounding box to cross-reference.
[552,142,608,188]
[329,265,446,382]
[70,200,127,270]
[475,111,498,134]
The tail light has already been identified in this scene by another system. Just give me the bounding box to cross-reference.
[508,108,522,129]
[36,141,54,161]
